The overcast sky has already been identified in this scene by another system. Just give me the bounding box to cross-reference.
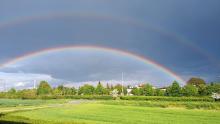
[0,0,220,90]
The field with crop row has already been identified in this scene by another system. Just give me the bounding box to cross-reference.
[0,99,220,124]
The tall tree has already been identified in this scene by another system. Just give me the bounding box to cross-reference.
[37,81,52,95]
[187,77,206,87]
[95,82,105,95]
[131,87,141,96]
[20,89,37,99]
[182,85,198,96]
[114,84,123,94]
[106,83,110,90]
[167,81,182,96]
[106,83,111,95]
[206,83,220,95]
[142,84,154,96]
[57,85,64,95]
[8,88,16,94]
[70,87,77,95]
[78,84,95,95]
[198,84,208,96]
[110,84,114,90]
[114,84,127,95]
[155,89,165,96]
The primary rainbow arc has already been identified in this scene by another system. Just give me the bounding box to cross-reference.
[0,45,185,83]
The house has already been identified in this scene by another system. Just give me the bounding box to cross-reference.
[127,88,133,96]
[212,93,220,101]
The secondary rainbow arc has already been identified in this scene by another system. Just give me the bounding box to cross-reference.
[0,13,218,67]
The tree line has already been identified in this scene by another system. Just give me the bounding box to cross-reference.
[0,77,220,99]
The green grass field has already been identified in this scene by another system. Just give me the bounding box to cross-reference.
[0,99,220,124]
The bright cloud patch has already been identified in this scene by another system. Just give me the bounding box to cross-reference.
[0,72,54,91]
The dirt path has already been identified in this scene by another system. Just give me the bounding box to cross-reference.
[68,99,92,104]
[0,100,89,114]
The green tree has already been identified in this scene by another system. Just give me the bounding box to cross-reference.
[19,89,37,99]
[53,85,64,95]
[182,85,198,96]
[105,83,111,95]
[53,85,77,96]
[114,84,123,94]
[142,84,154,96]
[53,88,62,96]
[206,83,220,95]
[155,89,165,96]
[78,84,95,95]
[70,87,77,95]
[131,87,141,96]
[206,85,215,95]
[123,86,127,95]
[198,84,208,96]
[167,81,182,96]
[187,77,206,87]
[37,81,52,95]
[212,83,220,93]
[95,82,105,95]
[63,87,77,95]
[57,85,64,94]
[106,83,110,90]
[8,88,16,94]
[114,84,127,95]
[139,87,144,95]
[110,84,114,90]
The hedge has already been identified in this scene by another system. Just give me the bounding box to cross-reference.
[120,96,214,102]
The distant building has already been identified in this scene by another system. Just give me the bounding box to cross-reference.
[126,83,167,96]
[212,93,220,101]
[127,88,133,96]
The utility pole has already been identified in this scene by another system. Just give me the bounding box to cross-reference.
[0,79,6,92]
[33,80,36,89]
[0,79,2,92]
[4,81,6,92]
[121,72,124,96]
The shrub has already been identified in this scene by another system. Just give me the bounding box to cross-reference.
[64,95,113,100]
[182,85,198,96]
[120,96,214,102]
[37,81,52,95]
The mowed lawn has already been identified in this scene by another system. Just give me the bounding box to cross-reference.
[7,102,220,124]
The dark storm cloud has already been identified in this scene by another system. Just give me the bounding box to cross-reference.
[0,0,220,85]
